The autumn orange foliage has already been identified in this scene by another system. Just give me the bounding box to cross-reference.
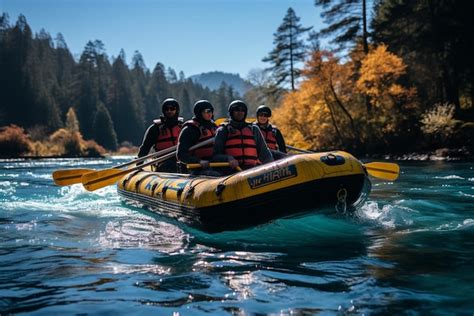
[272,45,419,153]
[0,125,32,157]
[0,109,105,157]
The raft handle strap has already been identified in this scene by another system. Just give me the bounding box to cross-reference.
[215,183,226,196]
[151,182,160,196]
[184,185,194,200]
[177,187,184,199]
[121,170,142,188]
[162,185,168,196]
[135,173,156,192]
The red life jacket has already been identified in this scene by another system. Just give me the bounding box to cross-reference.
[183,119,216,160]
[257,124,278,150]
[154,118,183,151]
[224,124,258,168]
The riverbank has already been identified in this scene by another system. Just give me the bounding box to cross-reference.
[373,147,473,161]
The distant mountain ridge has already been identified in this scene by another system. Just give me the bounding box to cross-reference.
[190,71,251,96]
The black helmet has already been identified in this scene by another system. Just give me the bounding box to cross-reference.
[193,100,214,118]
[256,105,272,117]
[161,98,180,115]
[228,100,248,120]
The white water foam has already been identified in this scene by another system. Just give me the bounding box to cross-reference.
[434,175,464,180]
[24,172,52,179]
[458,191,474,198]
[356,201,415,228]
[1,173,20,178]
[436,219,474,231]
[0,180,24,196]
[98,217,189,252]
[2,183,133,219]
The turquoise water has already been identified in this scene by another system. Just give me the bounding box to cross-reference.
[1,158,473,315]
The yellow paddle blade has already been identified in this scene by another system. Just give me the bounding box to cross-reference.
[364,162,400,181]
[214,117,256,125]
[214,117,226,125]
[52,168,95,186]
[81,168,128,191]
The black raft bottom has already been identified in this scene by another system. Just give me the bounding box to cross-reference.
[118,174,367,233]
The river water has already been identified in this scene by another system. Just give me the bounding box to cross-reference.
[1,158,473,315]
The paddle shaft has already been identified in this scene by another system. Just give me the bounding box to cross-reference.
[128,137,214,172]
[114,145,177,169]
[287,145,312,154]
[52,145,178,186]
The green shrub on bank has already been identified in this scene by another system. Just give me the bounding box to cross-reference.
[420,103,459,143]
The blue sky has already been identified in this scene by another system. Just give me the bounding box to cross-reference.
[1,0,324,78]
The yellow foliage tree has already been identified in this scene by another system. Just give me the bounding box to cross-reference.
[272,45,419,153]
[357,44,416,110]
[273,83,335,151]
[273,50,361,151]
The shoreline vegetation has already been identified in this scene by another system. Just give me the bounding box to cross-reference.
[1,4,473,160]
[0,122,471,162]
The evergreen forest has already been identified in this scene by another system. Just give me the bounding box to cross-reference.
[0,13,240,156]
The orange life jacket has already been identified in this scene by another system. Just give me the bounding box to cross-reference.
[257,124,278,150]
[183,119,216,160]
[223,124,258,168]
[154,118,182,151]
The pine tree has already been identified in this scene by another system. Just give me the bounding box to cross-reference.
[76,41,100,138]
[130,50,148,129]
[54,33,76,116]
[314,0,370,54]
[108,49,143,144]
[92,102,118,150]
[31,29,63,131]
[177,87,192,119]
[166,67,178,83]
[1,15,34,127]
[145,62,170,121]
[262,7,312,91]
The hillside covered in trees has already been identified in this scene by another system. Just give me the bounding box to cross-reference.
[0,14,241,156]
[190,71,252,97]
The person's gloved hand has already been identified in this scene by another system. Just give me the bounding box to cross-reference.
[228,159,239,169]
[199,160,210,169]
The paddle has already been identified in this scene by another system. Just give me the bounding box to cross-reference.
[52,145,178,186]
[187,162,242,172]
[363,162,400,181]
[214,117,256,125]
[286,145,400,181]
[81,138,215,191]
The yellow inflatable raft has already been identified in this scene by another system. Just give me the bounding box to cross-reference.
[117,151,370,232]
